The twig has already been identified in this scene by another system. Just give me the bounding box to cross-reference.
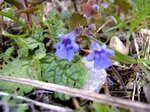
[0,91,72,112]
[24,0,32,27]
[104,82,110,95]
[112,66,127,93]
[0,76,150,112]
[72,0,78,12]
[132,73,140,101]
[72,98,80,109]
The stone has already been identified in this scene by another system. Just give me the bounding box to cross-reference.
[81,57,107,92]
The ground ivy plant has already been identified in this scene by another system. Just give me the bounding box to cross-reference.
[0,14,89,100]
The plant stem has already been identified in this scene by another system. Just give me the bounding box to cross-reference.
[0,11,28,31]
[24,0,33,27]
[2,31,29,39]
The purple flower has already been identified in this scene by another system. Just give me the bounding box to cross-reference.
[54,30,79,60]
[87,1,100,12]
[91,4,99,12]
[86,41,114,69]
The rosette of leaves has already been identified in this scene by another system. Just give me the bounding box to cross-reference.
[41,54,88,101]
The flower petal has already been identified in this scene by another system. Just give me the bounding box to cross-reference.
[101,58,113,69]
[91,4,99,12]
[86,52,95,61]
[54,41,62,49]
[66,49,75,60]
[94,58,103,69]
[102,44,115,56]
[104,48,115,56]
[72,42,79,51]
[91,40,101,51]
[94,57,112,69]
[65,30,78,40]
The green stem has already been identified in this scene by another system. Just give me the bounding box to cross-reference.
[0,11,29,31]
[2,31,29,39]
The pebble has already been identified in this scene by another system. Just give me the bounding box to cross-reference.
[81,57,107,92]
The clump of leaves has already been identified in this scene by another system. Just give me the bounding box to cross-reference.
[0,55,41,95]
[0,14,88,100]
[41,54,88,100]
[44,12,67,39]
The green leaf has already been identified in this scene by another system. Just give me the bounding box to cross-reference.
[3,47,14,62]
[41,54,88,100]
[30,25,44,42]
[137,58,150,65]
[45,14,67,39]
[0,11,28,31]
[35,44,46,59]
[92,103,128,112]
[66,13,87,29]
[0,57,41,95]
[129,4,150,33]
[111,50,137,64]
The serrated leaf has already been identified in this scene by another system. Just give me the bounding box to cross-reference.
[25,38,39,50]
[3,47,14,62]
[35,44,46,59]
[40,54,88,100]
[45,14,67,39]
[66,13,87,29]
[0,57,41,95]
[13,37,29,57]
[30,25,44,42]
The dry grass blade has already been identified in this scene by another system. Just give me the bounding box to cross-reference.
[0,76,150,112]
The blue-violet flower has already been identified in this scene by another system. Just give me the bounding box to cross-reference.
[54,30,79,60]
[86,40,115,69]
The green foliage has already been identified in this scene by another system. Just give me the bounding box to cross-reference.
[129,4,150,33]
[0,13,88,100]
[3,25,46,59]
[41,54,88,100]
[0,11,28,31]
[131,0,150,13]
[0,56,41,95]
[66,13,87,29]
[0,25,43,95]
[44,12,67,39]
[92,103,128,112]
